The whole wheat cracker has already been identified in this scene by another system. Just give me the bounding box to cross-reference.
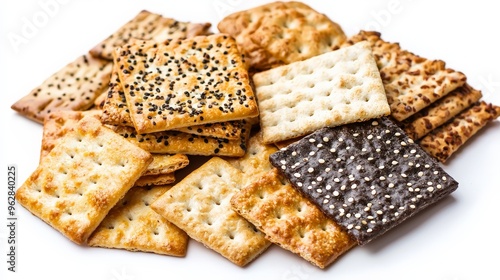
[345,31,467,121]
[135,173,176,187]
[15,116,152,244]
[114,35,259,134]
[88,186,188,256]
[217,1,346,71]
[90,10,211,60]
[231,169,356,268]
[151,157,271,266]
[420,101,500,163]
[11,54,112,123]
[253,41,390,144]
[401,84,482,140]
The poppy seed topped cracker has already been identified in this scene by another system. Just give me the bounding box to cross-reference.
[253,41,390,144]
[270,118,458,245]
[114,35,259,134]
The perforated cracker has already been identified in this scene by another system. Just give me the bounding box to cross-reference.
[88,186,188,256]
[16,116,152,244]
[151,157,271,266]
[11,54,112,123]
[114,35,259,134]
[231,169,356,268]
[217,1,346,70]
[253,41,390,144]
[345,31,467,121]
[420,101,500,163]
[90,10,211,60]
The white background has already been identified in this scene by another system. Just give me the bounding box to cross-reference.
[1,1,500,279]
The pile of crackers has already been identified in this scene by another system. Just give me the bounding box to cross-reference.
[12,1,500,269]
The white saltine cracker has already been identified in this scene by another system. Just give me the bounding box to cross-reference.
[15,116,153,245]
[151,157,271,266]
[88,186,188,256]
[253,41,390,144]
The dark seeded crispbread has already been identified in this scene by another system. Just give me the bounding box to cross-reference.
[270,117,458,245]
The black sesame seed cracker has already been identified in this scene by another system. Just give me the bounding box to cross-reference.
[269,117,458,245]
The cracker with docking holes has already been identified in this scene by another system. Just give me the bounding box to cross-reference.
[15,116,153,244]
[135,173,176,187]
[88,186,188,256]
[253,41,390,144]
[11,54,112,123]
[217,1,346,71]
[90,10,211,60]
[107,121,251,157]
[151,157,271,266]
[345,31,467,121]
[269,117,459,245]
[101,66,247,139]
[114,35,259,134]
[420,101,500,163]
[402,84,482,140]
[231,169,356,268]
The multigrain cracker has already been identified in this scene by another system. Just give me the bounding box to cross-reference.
[151,157,271,266]
[88,186,188,256]
[269,118,459,245]
[11,54,112,123]
[90,10,211,60]
[231,169,356,268]
[345,31,466,121]
[402,84,482,140]
[135,173,176,187]
[114,35,259,134]
[16,116,152,244]
[253,41,390,144]
[420,101,500,163]
[107,121,251,157]
[218,1,346,70]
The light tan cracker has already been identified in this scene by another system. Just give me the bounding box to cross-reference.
[16,116,152,244]
[88,186,188,256]
[151,157,271,266]
[90,10,211,60]
[217,1,346,70]
[143,154,189,176]
[230,169,356,268]
[253,41,390,144]
[420,101,500,163]
[135,173,176,187]
[11,54,112,123]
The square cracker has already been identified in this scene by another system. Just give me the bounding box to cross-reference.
[11,54,112,123]
[15,116,152,244]
[151,157,271,266]
[420,101,500,163]
[135,173,176,187]
[143,154,189,176]
[88,186,188,256]
[269,117,459,245]
[114,35,259,134]
[401,84,482,140]
[217,1,346,70]
[231,169,356,268]
[345,31,467,121]
[253,41,390,144]
[90,10,211,60]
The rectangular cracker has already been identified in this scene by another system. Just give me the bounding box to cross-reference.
[88,186,188,256]
[15,116,153,244]
[217,1,346,70]
[90,10,211,60]
[420,101,500,163]
[114,35,259,134]
[269,117,459,245]
[151,157,271,266]
[11,54,112,123]
[401,84,482,140]
[231,169,356,268]
[135,173,176,187]
[253,41,390,144]
[143,154,189,176]
[107,122,251,157]
[345,31,467,121]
